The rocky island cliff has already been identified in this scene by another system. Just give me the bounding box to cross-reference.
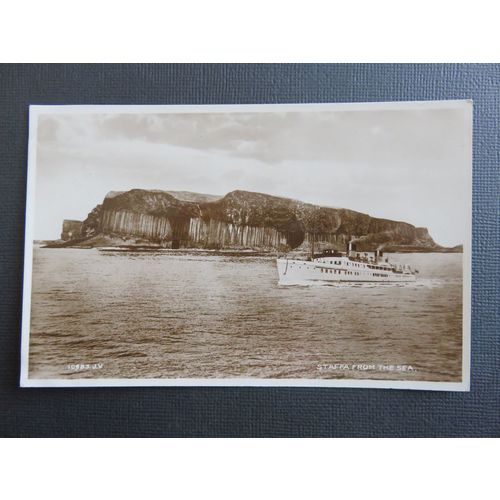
[53,189,461,253]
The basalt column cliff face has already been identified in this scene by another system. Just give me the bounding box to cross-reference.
[80,190,295,250]
[62,188,452,252]
[87,190,199,248]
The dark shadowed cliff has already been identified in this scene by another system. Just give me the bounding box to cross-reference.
[54,188,460,252]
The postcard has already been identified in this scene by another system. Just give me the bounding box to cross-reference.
[21,101,472,390]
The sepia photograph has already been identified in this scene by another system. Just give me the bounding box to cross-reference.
[21,101,472,389]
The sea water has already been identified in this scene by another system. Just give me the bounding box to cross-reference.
[28,248,463,382]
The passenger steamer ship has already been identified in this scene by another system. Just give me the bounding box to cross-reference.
[277,242,417,285]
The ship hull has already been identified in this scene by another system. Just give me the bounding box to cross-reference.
[277,258,416,285]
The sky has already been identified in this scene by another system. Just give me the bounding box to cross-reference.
[33,104,471,246]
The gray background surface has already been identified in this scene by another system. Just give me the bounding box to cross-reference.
[0,64,498,437]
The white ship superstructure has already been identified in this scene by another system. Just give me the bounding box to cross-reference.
[277,243,417,285]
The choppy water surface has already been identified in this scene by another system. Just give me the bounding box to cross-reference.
[28,248,463,382]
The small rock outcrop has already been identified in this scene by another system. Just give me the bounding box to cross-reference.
[60,220,83,241]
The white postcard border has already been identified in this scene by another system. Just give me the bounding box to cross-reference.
[20,100,473,391]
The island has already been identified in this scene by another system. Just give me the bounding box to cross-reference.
[44,189,462,253]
